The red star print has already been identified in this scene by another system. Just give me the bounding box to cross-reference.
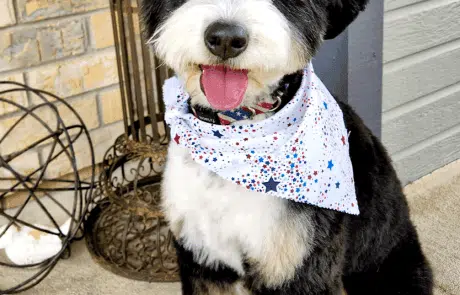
[308,175,312,180]
[341,135,346,145]
[314,171,318,176]
[174,134,180,144]
[274,137,278,140]
[246,154,251,159]
[292,147,297,152]
[244,138,248,141]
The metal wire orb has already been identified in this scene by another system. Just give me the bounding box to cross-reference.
[0,81,95,294]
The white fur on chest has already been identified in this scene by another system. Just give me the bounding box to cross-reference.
[162,144,315,286]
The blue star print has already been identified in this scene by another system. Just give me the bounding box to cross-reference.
[323,102,328,109]
[328,160,334,170]
[263,177,280,193]
[213,130,223,138]
[335,182,340,188]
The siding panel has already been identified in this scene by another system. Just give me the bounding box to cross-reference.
[385,0,427,12]
[383,45,460,111]
[383,0,460,182]
[384,1,460,63]
[393,129,460,184]
[383,90,460,154]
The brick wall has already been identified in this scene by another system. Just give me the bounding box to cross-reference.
[0,0,125,179]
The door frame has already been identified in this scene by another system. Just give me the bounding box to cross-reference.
[314,0,384,138]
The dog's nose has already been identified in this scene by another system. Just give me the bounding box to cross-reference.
[204,22,249,60]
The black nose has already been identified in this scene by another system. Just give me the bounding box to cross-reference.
[204,22,249,60]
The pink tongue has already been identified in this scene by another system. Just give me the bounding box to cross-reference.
[201,65,248,110]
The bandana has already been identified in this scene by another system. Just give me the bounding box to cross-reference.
[164,64,359,215]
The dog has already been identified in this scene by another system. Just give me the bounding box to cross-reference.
[141,1,434,294]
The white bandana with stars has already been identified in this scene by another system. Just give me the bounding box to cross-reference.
[164,63,359,215]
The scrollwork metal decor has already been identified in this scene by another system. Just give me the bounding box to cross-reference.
[84,0,179,283]
[86,135,178,282]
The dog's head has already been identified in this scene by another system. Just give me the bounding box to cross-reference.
[142,0,368,110]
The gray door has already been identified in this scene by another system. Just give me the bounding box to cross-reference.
[313,0,383,138]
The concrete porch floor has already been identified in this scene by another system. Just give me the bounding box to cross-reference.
[2,160,460,295]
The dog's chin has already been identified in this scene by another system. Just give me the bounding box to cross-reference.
[177,62,294,111]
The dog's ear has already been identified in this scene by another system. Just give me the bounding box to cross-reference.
[141,0,185,41]
[140,0,164,40]
[324,0,369,40]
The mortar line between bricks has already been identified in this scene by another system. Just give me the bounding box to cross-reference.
[0,7,110,33]
[0,83,119,121]
[0,46,116,78]
[86,12,97,50]
[22,71,34,107]
[84,17,93,51]
[12,0,20,24]
[95,92,105,128]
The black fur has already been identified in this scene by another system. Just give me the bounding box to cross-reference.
[142,0,433,294]
[324,0,369,39]
[174,240,241,294]
[270,0,369,48]
[141,0,185,39]
[271,0,328,55]
[173,97,433,294]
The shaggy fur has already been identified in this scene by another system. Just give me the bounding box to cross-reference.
[141,0,434,294]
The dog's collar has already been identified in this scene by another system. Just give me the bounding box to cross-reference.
[188,96,282,125]
[187,72,302,125]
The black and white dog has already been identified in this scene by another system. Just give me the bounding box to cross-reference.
[141,1,433,294]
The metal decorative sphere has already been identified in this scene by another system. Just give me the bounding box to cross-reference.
[0,81,95,294]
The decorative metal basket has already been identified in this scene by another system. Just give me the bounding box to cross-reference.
[84,0,179,282]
